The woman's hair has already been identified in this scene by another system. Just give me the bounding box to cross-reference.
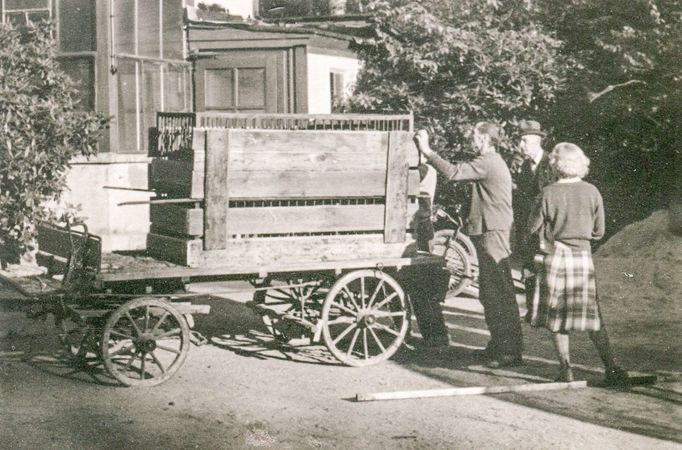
[550,142,590,179]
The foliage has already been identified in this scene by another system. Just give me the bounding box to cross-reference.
[347,0,573,164]
[0,21,108,264]
[531,0,682,231]
[347,0,681,235]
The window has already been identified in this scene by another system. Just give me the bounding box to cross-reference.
[204,67,266,112]
[112,0,191,153]
[1,0,51,26]
[56,0,96,113]
[330,71,345,112]
[59,56,95,110]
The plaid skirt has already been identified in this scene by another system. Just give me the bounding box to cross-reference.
[530,243,601,332]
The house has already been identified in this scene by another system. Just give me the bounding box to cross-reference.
[1,1,367,252]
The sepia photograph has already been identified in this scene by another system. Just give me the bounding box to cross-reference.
[1,0,680,448]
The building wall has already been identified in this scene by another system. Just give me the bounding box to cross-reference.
[63,155,153,252]
[306,51,360,113]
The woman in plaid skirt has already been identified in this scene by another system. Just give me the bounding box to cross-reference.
[527,143,627,383]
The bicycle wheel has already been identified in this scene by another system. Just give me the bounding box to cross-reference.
[432,230,473,297]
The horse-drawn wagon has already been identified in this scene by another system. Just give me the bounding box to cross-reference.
[1,113,453,387]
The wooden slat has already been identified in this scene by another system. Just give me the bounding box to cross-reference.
[150,204,203,237]
[193,129,419,167]
[384,132,410,243]
[146,234,202,267]
[195,234,420,269]
[98,253,443,282]
[149,159,203,198]
[203,129,230,250]
[152,161,420,200]
[226,204,385,235]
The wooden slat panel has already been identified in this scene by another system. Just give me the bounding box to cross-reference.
[384,131,410,243]
[227,204,385,235]
[150,204,203,237]
[203,129,230,250]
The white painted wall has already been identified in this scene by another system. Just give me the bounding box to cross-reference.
[62,156,153,252]
[307,52,360,114]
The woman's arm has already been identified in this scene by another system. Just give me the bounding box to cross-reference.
[592,190,606,241]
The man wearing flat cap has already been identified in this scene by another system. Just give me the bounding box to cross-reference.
[514,120,555,319]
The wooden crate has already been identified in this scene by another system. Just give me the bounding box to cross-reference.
[148,120,425,268]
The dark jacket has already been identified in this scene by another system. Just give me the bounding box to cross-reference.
[427,151,513,235]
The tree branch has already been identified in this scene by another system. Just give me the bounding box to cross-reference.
[588,80,647,103]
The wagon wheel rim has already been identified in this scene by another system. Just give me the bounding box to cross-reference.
[101,297,189,387]
[321,270,408,367]
[432,230,473,297]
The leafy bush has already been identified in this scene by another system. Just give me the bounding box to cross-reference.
[0,21,108,266]
[347,0,572,162]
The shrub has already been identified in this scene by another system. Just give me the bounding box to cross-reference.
[0,21,108,266]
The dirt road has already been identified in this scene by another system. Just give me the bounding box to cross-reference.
[1,272,681,449]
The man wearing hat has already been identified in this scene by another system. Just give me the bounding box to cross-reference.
[514,120,555,320]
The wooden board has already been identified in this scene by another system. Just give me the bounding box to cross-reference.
[146,233,202,267]
[384,131,410,243]
[149,159,203,198]
[150,204,203,237]
[224,202,420,236]
[226,204,385,235]
[35,223,101,272]
[204,129,230,250]
[195,234,419,269]
[146,233,423,268]
[151,159,421,200]
[356,381,588,402]
[97,253,444,283]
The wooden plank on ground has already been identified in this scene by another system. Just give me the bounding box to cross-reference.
[356,381,588,402]
[384,131,410,243]
[150,204,203,237]
[203,129,230,250]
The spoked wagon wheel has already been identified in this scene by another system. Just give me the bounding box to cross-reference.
[321,270,409,367]
[54,304,102,365]
[101,297,190,387]
[251,276,331,342]
[57,316,102,365]
[432,230,474,297]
